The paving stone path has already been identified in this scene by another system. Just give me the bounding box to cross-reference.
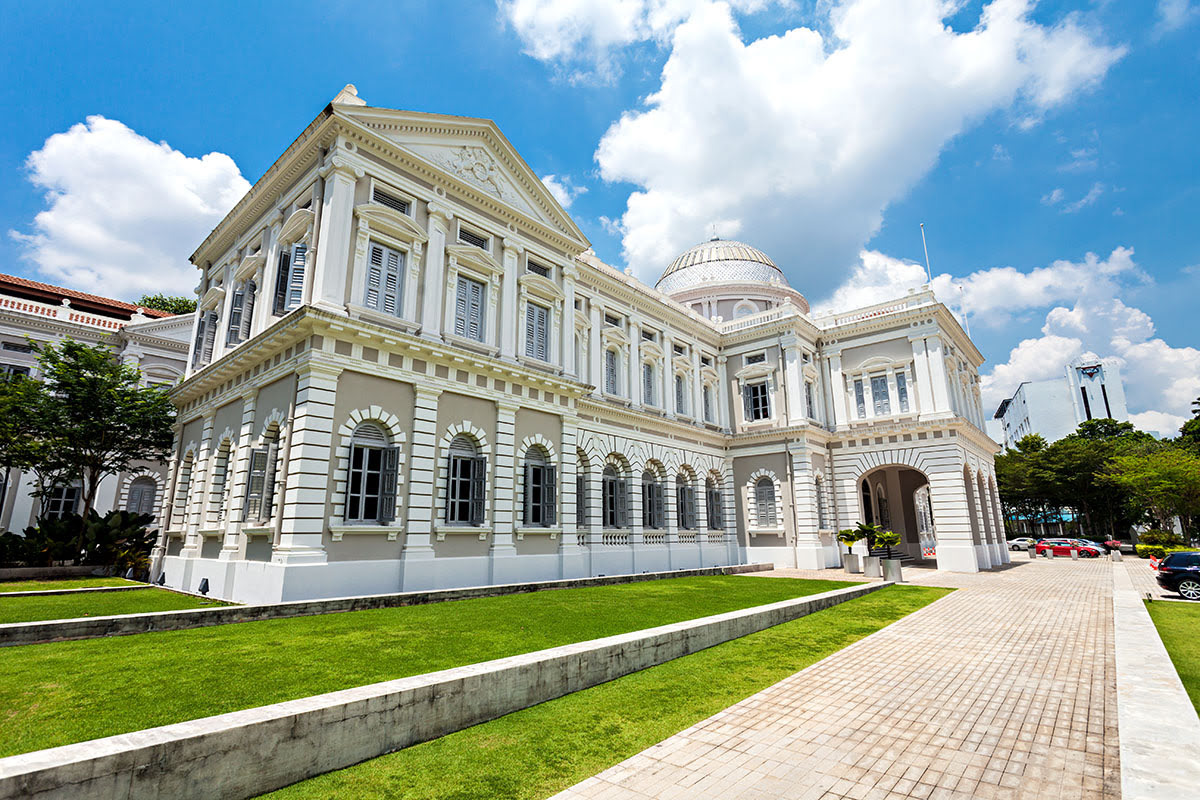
[554,559,1120,800]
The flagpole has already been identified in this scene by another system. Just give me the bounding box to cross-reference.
[919,222,933,285]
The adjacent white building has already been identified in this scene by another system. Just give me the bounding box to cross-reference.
[992,359,1129,448]
[0,273,193,531]
[155,86,1007,604]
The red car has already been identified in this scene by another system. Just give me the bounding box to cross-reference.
[1035,539,1104,558]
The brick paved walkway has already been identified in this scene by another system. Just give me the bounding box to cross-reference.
[554,560,1119,800]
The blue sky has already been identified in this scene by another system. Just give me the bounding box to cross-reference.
[1,0,1197,431]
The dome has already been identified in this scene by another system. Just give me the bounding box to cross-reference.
[655,238,790,296]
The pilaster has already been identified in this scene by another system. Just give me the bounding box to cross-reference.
[311,161,359,312]
[273,365,339,564]
[420,204,451,341]
[500,240,520,361]
[220,391,258,560]
[181,414,216,557]
[489,401,519,580]
[562,266,577,378]
[401,385,442,588]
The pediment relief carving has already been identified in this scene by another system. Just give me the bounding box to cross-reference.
[354,203,429,245]
[601,326,629,347]
[639,341,664,361]
[735,363,774,381]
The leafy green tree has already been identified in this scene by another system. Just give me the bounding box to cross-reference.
[0,374,44,501]
[32,340,175,557]
[135,293,196,315]
[1107,447,1200,538]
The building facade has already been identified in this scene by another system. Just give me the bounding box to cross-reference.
[155,86,1006,604]
[992,359,1129,448]
[0,274,193,531]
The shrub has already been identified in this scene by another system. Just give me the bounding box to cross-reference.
[1136,544,1195,560]
[1139,530,1183,548]
[875,529,902,559]
[0,510,155,570]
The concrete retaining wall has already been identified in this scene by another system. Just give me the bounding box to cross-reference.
[0,585,147,599]
[0,566,101,581]
[0,580,886,800]
[0,563,772,647]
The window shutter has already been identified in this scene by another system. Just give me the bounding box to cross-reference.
[742,385,753,420]
[287,244,307,309]
[127,483,145,515]
[676,375,685,413]
[262,439,280,522]
[240,280,256,341]
[384,248,403,316]
[615,479,628,528]
[244,448,268,521]
[366,244,384,310]
[273,250,291,315]
[226,283,245,346]
[454,278,470,337]
[467,279,484,340]
[523,463,534,525]
[192,313,207,368]
[379,446,399,522]
[643,364,654,404]
[686,488,697,529]
[543,466,556,526]
[201,311,218,364]
[524,304,537,359]
[576,473,586,527]
[605,350,617,394]
[703,386,712,421]
[469,455,486,525]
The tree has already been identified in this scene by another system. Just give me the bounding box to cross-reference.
[33,340,175,557]
[1107,447,1200,538]
[0,374,43,499]
[135,293,196,315]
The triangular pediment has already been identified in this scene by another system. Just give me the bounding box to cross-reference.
[333,107,589,251]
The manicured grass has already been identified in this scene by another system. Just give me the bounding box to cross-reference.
[0,577,137,593]
[0,587,228,624]
[1146,600,1200,714]
[0,575,853,757]
[264,585,951,800]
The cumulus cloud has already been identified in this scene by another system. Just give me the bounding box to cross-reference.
[1061,181,1104,213]
[1156,0,1197,34]
[10,116,249,300]
[559,0,1125,284]
[541,173,588,208]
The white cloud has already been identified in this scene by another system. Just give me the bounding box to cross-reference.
[1061,181,1103,213]
[10,116,249,300]
[541,173,588,208]
[981,334,1085,411]
[992,144,1011,162]
[1156,0,1197,34]
[1058,146,1097,172]
[578,0,1124,284]
[1041,187,1064,205]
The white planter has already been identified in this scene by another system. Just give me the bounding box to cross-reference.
[882,559,904,582]
[843,553,861,574]
[863,556,882,578]
[1111,550,1123,562]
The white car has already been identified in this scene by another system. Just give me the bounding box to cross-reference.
[1009,537,1038,551]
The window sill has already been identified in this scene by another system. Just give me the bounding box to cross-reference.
[601,391,630,406]
[347,305,420,334]
[241,525,273,537]
[515,526,559,539]
[330,524,403,542]
[518,355,561,374]
[434,523,489,541]
[748,527,785,537]
[197,528,224,539]
[443,333,498,357]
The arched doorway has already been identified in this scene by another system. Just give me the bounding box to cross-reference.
[857,465,935,562]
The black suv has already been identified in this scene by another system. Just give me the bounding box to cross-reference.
[1156,551,1200,601]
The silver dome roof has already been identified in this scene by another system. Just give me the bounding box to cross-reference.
[655,238,789,295]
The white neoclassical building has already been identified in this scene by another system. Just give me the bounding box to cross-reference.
[155,86,1006,604]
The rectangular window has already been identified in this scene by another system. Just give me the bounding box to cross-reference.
[523,462,557,526]
[605,349,618,394]
[804,381,815,419]
[453,276,486,341]
[576,473,586,527]
[524,302,550,361]
[677,485,697,529]
[365,242,405,316]
[44,485,80,520]
[604,314,621,328]
[743,382,770,421]
[641,329,656,342]
[526,259,551,278]
[706,485,722,529]
[643,363,655,405]
[745,352,766,365]
[673,344,685,357]
[272,242,307,315]
[1,342,32,354]
[701,355,712,367]
[458,227,490,251]
[347,444,398,523]
[603,474,628,528]
[193,310,219,368]
[643,481,663,529]
[896,371,910,413]
[703,385,713,422]
[854,379,866,418]
[0,363,31,377]
[675,374,686,414]
[871,375,891,416]
[372,186,410,215]
[447,453,486,525]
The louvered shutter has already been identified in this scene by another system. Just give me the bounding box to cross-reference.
[286,244,307,309]
[384,249,403,316]
[523,463,535,525]
[543,466,556,526]
[576,473,586,526]
[127,483,146,514]
[743,385,755,420]
[379,446,399,522]
[469,456,486,525]
[192,313,207,368]
[686,488,697,529]
[642,480,653,528]
[675,376,685,413]
[605,350,617,394]
[201,311,218,364]
[454,278,470,337]
[615,479,628,528]
[703,387,712,421]
[467,279,484,340]
[536,305,548,360]
[262,439,280,522]
[226,283,245,345]
[273,250,291,315]
[240,280,256,341]
[244,448,268,521]
[643,364,654,404]
[366,244,384,310]
[756,480,775,527]
[524,305,537,359]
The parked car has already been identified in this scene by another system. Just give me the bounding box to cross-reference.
[1035,539,1104,558]
[1155,551,1200,600]
[1009,537,1038,551]
[1104,540,1136,553]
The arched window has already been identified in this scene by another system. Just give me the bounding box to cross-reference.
[861,480,874,526]
[674,374,687,415]
[755,477,777,527]
[642,362,656,406]
[127,476,157,518]
[642,470,664,529]
[602,465,628,528]
[244,426,281,524]
[446,435,485,526]
[576,452,588,527]
[604,349,619,394]
[815,477,829,530]
[208,441,232,523]
[677,475,697,530]
[347,423,399,523]
[705,477,722,530]
[522,447,557,527]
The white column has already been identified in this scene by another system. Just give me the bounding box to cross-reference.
[500,240,520,361]
[782,337,805,425]
[490,401,519,582]
[628,319,642,406]
[252,222,279,335]
[401,386,442,589]
[661,331,675,418]
[589,302,602,396]
[925,336,952,414]
[792,449,824,569]
[927,467,980,573]
[911,337,933,415]
[559,418,580,577]
[182,414,216,557]
[311,162,358,313]
[273,364,339,564]
[562,266,577,378]
[717,355,730,430]
[420,204,451,341]
[691,349,703,422]
[828,353,849,426]
[220,391,257,559]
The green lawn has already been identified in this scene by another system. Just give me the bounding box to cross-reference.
[1146,600,1200,713]
[0,575,853,757]
[0,587,228,624]
[263,585,950,800]
[0,577,137,593]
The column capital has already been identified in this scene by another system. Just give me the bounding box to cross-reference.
[426,201,454,225]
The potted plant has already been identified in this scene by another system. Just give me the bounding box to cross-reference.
[857,522,883,578]
[876,528,904,582]
[836,528,863,573]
